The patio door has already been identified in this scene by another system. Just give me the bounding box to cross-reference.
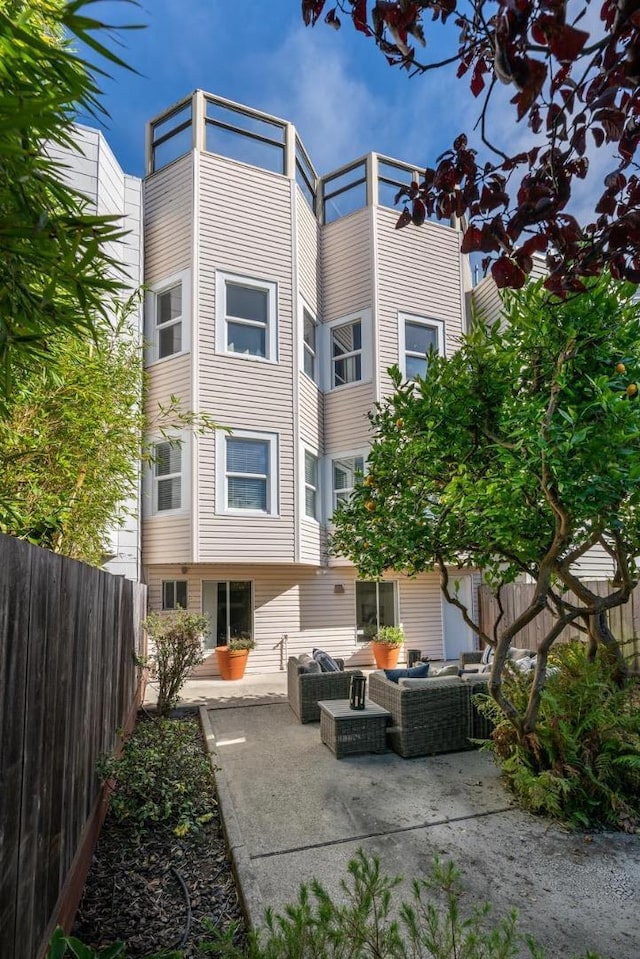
[441,575,474,661]
[202,580,252,650]
[355,581,397,642]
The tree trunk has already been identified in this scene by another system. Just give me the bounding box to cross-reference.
[586,611,628,683]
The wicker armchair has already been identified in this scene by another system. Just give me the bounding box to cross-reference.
[287,656,363,723]
[459,647,536,673]
[368,671,491,758]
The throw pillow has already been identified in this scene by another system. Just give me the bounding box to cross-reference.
[312,648,341,672]
[481,645,494,666]
[302,660,321,674]
[383,662,430,684]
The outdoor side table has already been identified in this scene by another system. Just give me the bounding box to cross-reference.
[318,699,391,759]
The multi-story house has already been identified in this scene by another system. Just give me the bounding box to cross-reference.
[141,90,480,675]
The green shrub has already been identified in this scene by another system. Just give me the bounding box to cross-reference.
[198,850,600,959]
[374,625,405,647]
[143,608,209,716]
[479,642,640,830]
[97,718,216,837]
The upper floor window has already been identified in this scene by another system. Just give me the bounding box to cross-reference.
[331,319,361,387]
[162,580,187,610]
[216,271,277,362]
[303,307,318,382]
[304,450,319,520]
[332,454,364,512]
[153,439,183,513]
[218,430,279,515]
[146,270,190,364]
[399,314,445,380]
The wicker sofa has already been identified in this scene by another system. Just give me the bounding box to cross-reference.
[459,646,535,673]
[368,671,493,758]
[287,655,363,723]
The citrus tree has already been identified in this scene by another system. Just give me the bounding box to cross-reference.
[331,275,640,740]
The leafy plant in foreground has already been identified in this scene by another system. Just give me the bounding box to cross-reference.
[143,608,209,716]
[478,642,640,830]
[97,718,216,837]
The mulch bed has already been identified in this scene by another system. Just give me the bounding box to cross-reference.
[73,709,247,957]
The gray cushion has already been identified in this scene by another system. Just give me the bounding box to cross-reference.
[301,659,321,674]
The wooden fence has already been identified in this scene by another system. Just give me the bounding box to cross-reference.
[478,581,640,669]
[0,534,147,959]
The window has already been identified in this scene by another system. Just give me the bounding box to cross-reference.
[162,580,187,610]
[218,430,279,515]
[323,310,371,391]
[202,580,252,649]
[303,307,318,382]
[146,271,190,363]
[331,319,361,387]
[332,455,364,512]
[154,440,182,512]
[304,450,319,520]
[356,581,397,641]
[216,272,277,361]
[399,314,445,380]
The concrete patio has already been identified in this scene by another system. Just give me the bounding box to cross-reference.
[148,675,639,958]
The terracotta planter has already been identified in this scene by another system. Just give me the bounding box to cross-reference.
[371,642,401,669]
[215,646,250,680]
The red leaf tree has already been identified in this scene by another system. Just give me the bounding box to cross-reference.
[302,0,640,296]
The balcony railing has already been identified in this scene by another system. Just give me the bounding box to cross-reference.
[146,91,441,227]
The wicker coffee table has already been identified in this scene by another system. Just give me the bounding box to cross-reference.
[318,700,391,759]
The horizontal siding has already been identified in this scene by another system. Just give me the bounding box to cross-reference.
[145,564,444,675]
[144,154,193,280]
[299,520,323,565]
[299,375,323,450]
[196,153,296,564]
[144,354,191,429]
[321,208,373,323]
[571,544,616,580]
[296,188,320,314]
[142,516,191,565]
[375,208,464,398]
[324,383,373,453]
[471,274,503,325]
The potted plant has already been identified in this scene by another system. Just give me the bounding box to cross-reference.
[370,625,405,669]
[215,633,256,680]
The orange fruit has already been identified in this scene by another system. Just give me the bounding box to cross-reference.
[395,418,404,429]
[364,475,375,487]
[616,363,626,373]
[365,500,376,512]
[627,383,638,397]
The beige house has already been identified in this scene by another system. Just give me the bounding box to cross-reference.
[142,90,612,676]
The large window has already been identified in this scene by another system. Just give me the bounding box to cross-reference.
[219,431,278,515]
[356,581,397,641]
[217,272,277,361]
[303,307,318,382]
[399,314,444,380]
[332,455,364,512]
[146,271,189,363]
[153,440,182,512]
[304,450,319,520]
[202,580,252,649]
[162,580,187,610]
[331,319,361,387]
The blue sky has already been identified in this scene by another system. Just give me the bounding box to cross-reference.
[86,0,470,179]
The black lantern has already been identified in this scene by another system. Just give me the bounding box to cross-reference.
[349,674,366,710]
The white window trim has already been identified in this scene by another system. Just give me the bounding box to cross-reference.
[398,312,445,380]
[322,309,372,392]
[145,269,191,365]
[301,444,321,524]
[145,430,190,517]
[325,446,369,520]
[299,299,319,384]
[216,428,279,517]
[216,270,278,363]
[162,579,188,610]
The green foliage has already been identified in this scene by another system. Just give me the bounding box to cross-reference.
[143,609,209,717]
[479,643,640,830]
[374,625,405,647]
[331,275,640,734]
[199,849,598,959]
[97,717,216,838]
[0,0,139,394]
[47,926,125,959]
[229,634,256,651]
[0,315,143,563]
